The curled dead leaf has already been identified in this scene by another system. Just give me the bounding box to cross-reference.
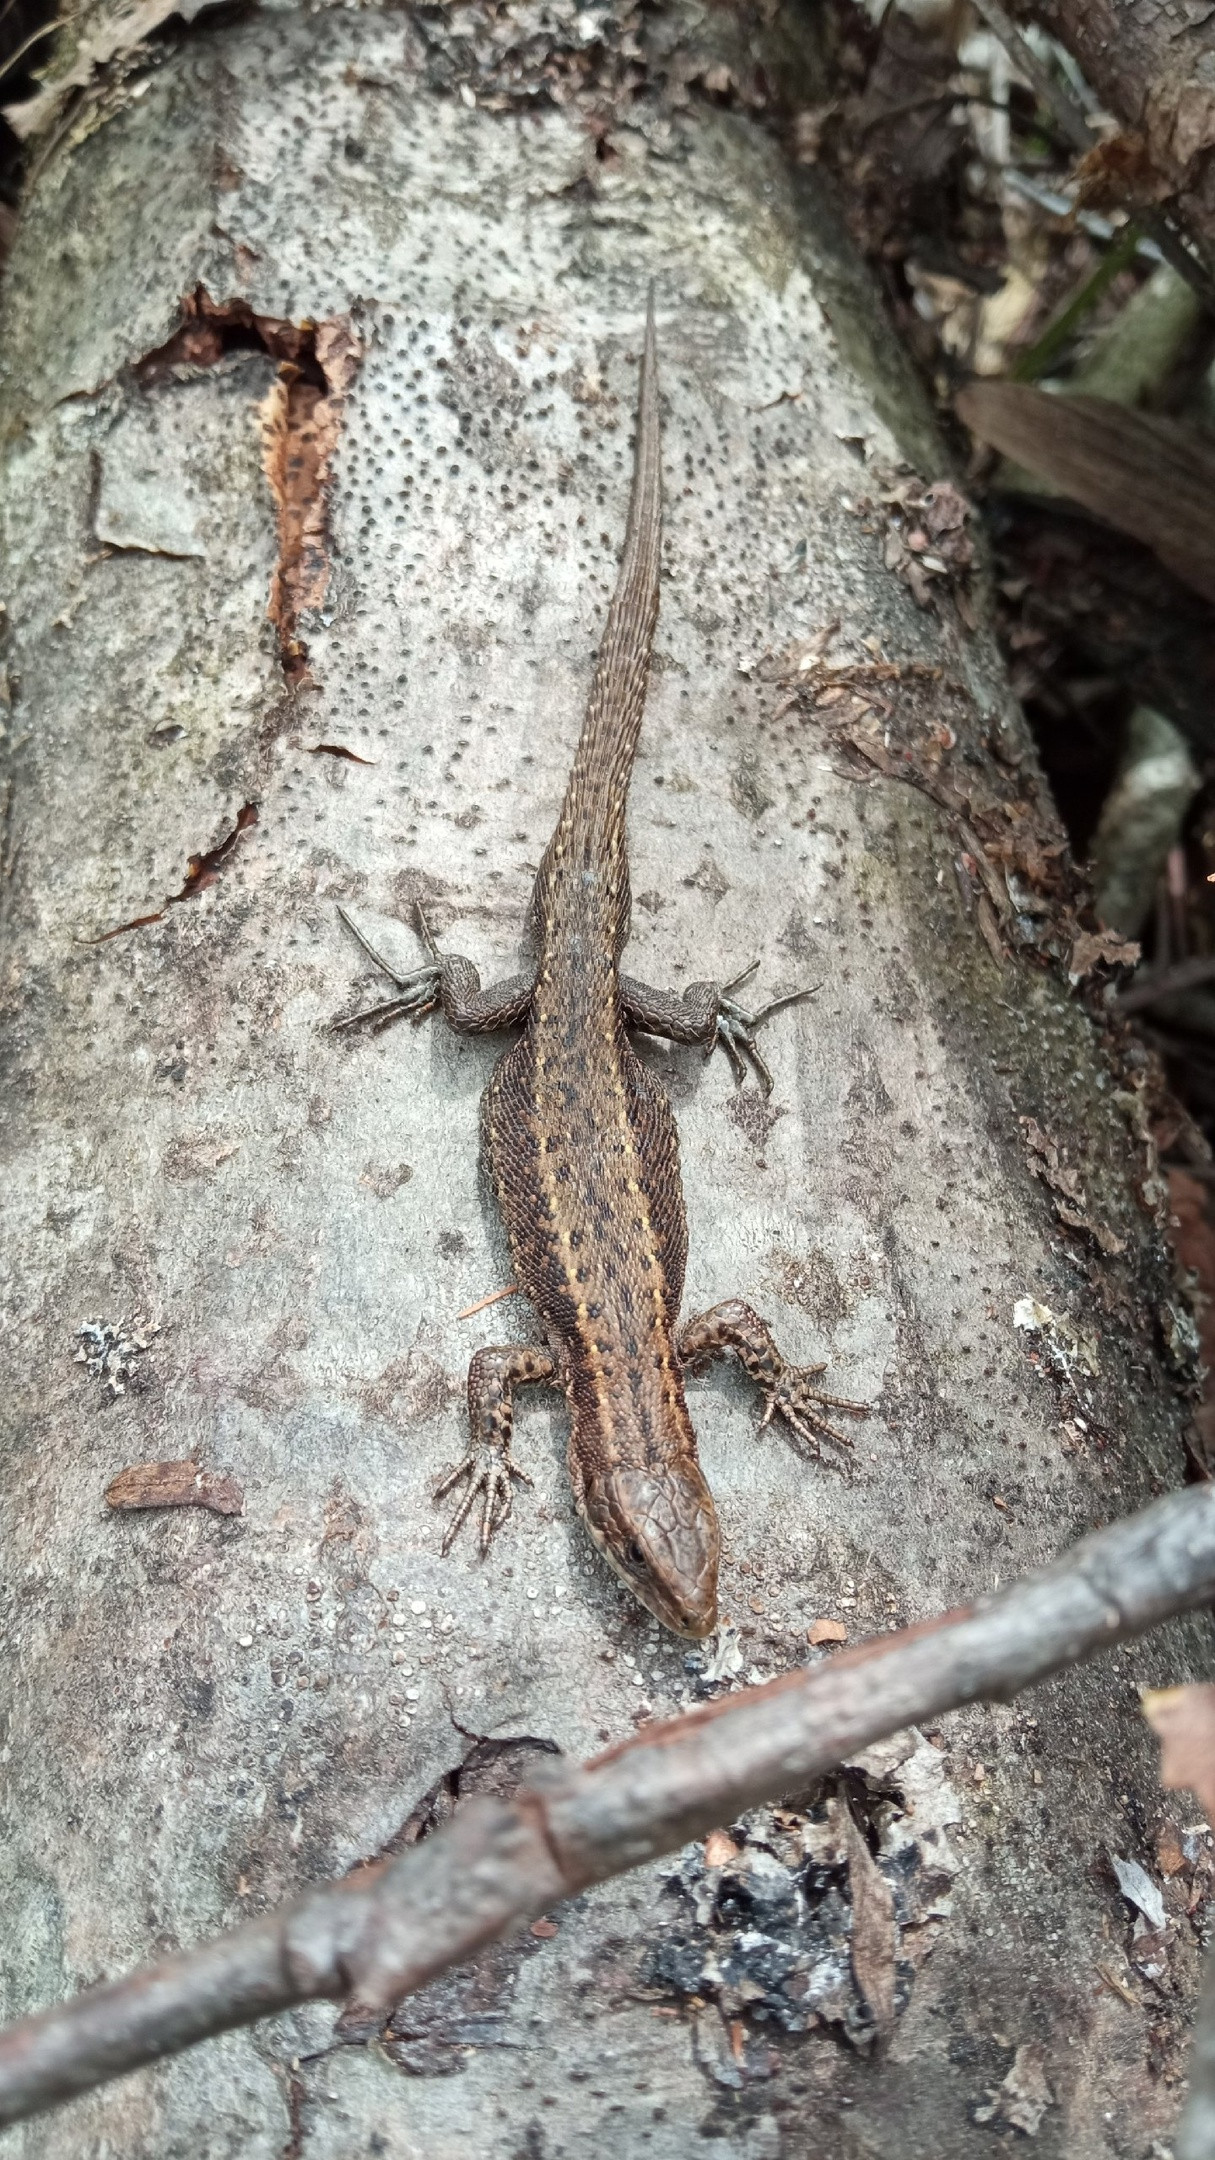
[1142,1683,1215,1823]
[1068,928,1141,983]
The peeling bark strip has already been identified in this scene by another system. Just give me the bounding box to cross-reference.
[138,288,361,681]
[104,1460,244,1515]
[0,1483,1213,2130]
[260,318,361,682]
[306,743,376,765]
[90,800,257,940]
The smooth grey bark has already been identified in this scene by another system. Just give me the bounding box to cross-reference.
[0,6,1207,2157]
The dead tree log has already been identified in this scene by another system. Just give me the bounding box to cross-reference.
[0,5,1208,2154]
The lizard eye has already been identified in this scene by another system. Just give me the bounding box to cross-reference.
[625,1539,646,1570]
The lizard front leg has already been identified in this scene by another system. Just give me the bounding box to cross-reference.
[333,903,535,1035]
[619,967,815,1096]
[676,1299,869,1459]
[435,1343,558,1553]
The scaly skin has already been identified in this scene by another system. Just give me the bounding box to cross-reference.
[337,295,867,1636]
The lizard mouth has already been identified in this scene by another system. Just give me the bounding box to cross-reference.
[579,1467,721,1638]
[595,1530,719,1637]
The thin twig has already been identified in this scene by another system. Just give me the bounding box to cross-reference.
[0,1484,1213,2128]
[0,15,59,87]
[969,0,1090,153]
[455,1282,519,1321]
[970,0,1215,313]
[1179,1943,1215,2160]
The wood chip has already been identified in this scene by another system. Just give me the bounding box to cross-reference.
[841,1805,897,2042]
[808,1617,848,1646]
[105,1460,244,1516]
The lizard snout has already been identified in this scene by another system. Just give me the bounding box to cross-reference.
[582,1462,721,1639]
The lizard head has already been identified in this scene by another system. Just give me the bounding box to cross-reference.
[578,1461,721,1638]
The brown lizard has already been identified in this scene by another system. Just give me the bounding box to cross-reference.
[337,293,867,1637]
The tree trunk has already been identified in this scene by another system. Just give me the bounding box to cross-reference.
[0,6,1207,2155]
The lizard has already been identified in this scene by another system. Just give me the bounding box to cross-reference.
[336,291,868,1638]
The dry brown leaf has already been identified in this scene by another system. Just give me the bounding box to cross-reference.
[1156,1822,1186,1877]
[1143,1684,1215,1822]
[1072,132,1165,210]
[842,1806,897,2042]
[703,1829,740,1868]
[957,382,1215,606]
[105,1459,244,1516]
[1068,927,1141,983]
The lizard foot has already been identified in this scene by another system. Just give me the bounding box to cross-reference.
[760,1367,869,1460]
[330,904,442,1030]
[714,962,820,1096]
[434,1441,533,1555]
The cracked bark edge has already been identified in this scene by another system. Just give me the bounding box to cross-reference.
[258,315,361,684]
[84,798,258,941]
[0,1482,1212,2129]
[137,287,362,683]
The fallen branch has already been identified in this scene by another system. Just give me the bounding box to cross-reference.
[2,1483,1214,2128]
[1015,0,1215,283]
[1180,1946,1215,2160]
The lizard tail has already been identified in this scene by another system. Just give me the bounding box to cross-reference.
[537,287,662,934]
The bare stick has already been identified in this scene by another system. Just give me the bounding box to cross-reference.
[1179,1945,1215,2160]
[969,0,1215,311]
[454,1282,519,1321]
[2,1483,1215,2128]
[970,0,1090,153]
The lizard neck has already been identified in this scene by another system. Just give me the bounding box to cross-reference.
[533,293,661,967]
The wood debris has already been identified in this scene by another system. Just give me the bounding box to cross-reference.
[105,1460,244,1516]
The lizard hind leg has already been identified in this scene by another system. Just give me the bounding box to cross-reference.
[330,904,442,1030]
[332,902,535,1034]
[435,1342,558,1554]
[618,970,820,1097]
[677,1298,869,1461]
[714,981,821,1098]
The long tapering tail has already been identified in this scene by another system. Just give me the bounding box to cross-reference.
[533,289,662,953]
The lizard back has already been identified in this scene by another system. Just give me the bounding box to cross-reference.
[481,297,721,1634]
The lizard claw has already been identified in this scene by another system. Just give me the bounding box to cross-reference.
[434,1442,533,1555]
[763,1366,869,1460]
[715,981,820,1097]
[331,905,442,1031]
